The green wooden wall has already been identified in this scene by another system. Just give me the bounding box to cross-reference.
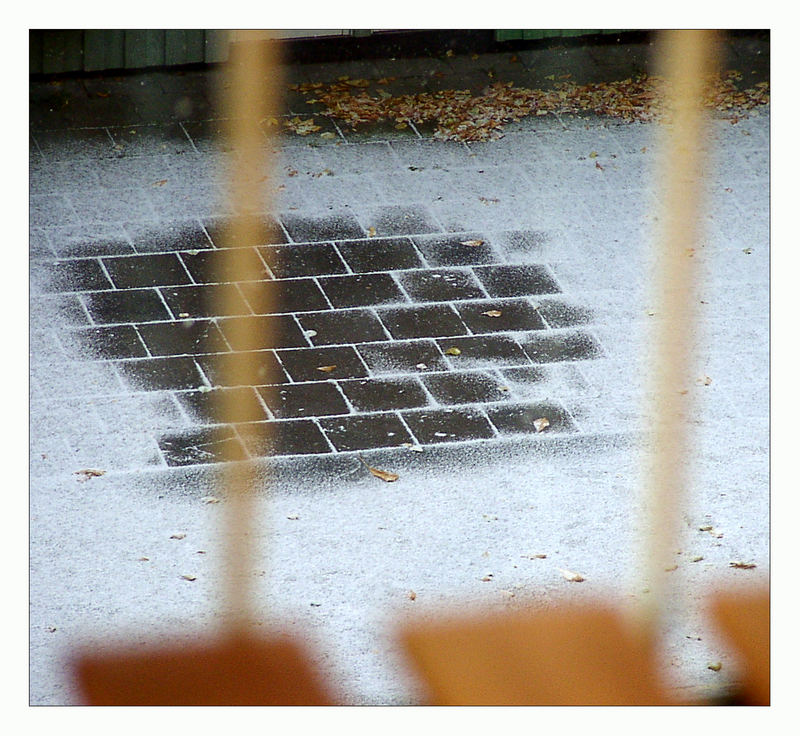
[495,30,625,42]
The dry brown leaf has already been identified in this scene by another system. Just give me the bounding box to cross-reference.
[152,179,168,187]
[560,568,585,582]
[482,309,502,317]
[408,591,417,601]
[358,455,399,482]
[533,417,550,433]
[317,364,337,373]
[729,561,757,569]
[74,468,105,482]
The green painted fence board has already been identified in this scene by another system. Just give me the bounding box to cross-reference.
[124,29,166,69]
[84,30,125,72]
[164,29,206,66]
[40,30,83,74]
[495,29,624,42]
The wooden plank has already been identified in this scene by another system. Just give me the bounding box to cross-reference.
[29,30,43,74]
[165,29,206,66]
[40,30,84,74]
[83,30,125,72]
[203,30,230,64]
[124,29,165,69]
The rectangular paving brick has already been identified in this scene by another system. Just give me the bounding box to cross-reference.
[319,412,413,452]
[454,298,546,334]
[238,278,330,315]
[82,288,171,324]
[137,319,229,357]
[280,211,366,242]
[356,339,449,375]
[338,377,430,413]
[411,233,499,266]
[395,268,487,303]
[116,356,206,391]
[473,264,561,297]
[318,272,407,308]
[486,401,578,435]
[422,371,510,406]
[298,308,389,346]
[180,247,269,284]
[102,253,192,289]
[400,407,495,444]
[435,334,530,368]
[38,259,113,293]
[63,325,147,360]
[178,386,269,424]
[217,315,308,350]
[196,350,289,387]
[238,419,333,456]
[202,214,288,247]
[260,243,348,279]
[377,304,468,340]
[336,237,424,272]
[277,345,368,382]
[158,425,247,466]
[520,329,605,363]
[258,381,349,419]
[159,283,252,318]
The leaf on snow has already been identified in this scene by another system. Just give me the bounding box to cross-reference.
[533,417,550,433]
[729,561,757,569]
[359,455,399,482]
[560,568,585,582]
[74,468,105,482]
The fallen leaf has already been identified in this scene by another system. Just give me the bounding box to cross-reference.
[689,555,705,563]
[201,495,221,504]
[743,247,753,254]
[152,179,168,187]
[138,557,150,562]
[664,564,679,572]
[588,151,598,158]
[729,561,757,569]
[697,375,713,386]
[522,553,548,559]
[408,591,417,601]
[444,347,461,356]
[482,309,502,317]
[358,455,399,482]
[707,662,723,672]
[180,574,197,582]
[287,514,300,520]
[698,524,713,532]
[533,417,550,433]
[481,574,494,582]
[595,161,604,171]
[169,533,186,540]
[460,239,485,247]
[367,226,377,237]
[317,365,337,373]
[178,312,190,318]
[478,196,499,204]
[74,468,105,482]
[560,568,585,582]
[320,131,337,139]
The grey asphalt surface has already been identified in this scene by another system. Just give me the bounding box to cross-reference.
[29,32,769,705]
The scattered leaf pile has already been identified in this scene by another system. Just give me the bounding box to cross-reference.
[288,71,769,142]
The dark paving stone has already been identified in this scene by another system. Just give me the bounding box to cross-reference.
[318,272,407,308]
[158,425,247,466]
[238,419,333,456]
[298,308,388,346]
[357,339,448,375]
[520,329,605,363]
[335,236,425,272]
[217,315,308,350]
[454,298,546,333]
[400,407,495,444]
[239,278,330,314]
[178,386,269,424]
[137,319,228,357]
[82,288,171,324]
[280,211,366,242]
[411,233,499,266]
[159,283,252,318]
[473,264,561,297]
[377,304,468,340]
[277,345,368,382]
[435,334,530,368]
[202,215,288,248]
[126,220,213,254]
[500,365,550,389]
[395,268,486,302]
[260,243,348,279]
[196,350,289,387]
[102,253,192,289]
[536,298,595,328]
[486,401,578,436]
[116,356,205,390]
[422,371,510,405]
[37,259,113,293]
[259,381,349,419]
[338,377,430,413]
[319,412,413,452]
[63,325,147,360]
[180,247,269,284]
[48,226,135,258]
[357,204,441,237]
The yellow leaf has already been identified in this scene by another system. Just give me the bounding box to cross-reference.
[444,347,461,356]
[367,226,377,237]
[460,239,485,247]
[729,561,757,569]
[589,151,598,158]
[533,417,550,433]
[707,662,723,672]
[317,365,337,373]
[358,455,399,482]
[482,309,502,317]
